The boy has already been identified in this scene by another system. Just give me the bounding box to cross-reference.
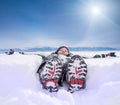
[37,46,87,93]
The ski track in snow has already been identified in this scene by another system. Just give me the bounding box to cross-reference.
[0,51,120,105]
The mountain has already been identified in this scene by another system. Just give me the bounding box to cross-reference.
[0,47,120,53]
[68,47,120,51]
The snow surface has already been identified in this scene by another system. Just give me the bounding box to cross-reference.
[0,51,120,105]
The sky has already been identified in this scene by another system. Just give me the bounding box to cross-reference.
[0,0,120,49]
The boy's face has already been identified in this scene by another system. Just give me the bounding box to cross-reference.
[58,48,68,56]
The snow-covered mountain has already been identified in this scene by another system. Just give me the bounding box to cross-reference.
[0,47,119,53]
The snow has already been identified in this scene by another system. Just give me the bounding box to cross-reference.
[0,51,120,105]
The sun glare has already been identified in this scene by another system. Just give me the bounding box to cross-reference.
[91,6,101,15]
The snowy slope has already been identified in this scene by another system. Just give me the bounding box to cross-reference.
[0,51,120,105]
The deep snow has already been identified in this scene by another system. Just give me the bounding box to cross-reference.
[0,51,120,105]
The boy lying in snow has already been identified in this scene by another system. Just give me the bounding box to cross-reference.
[37,46,87,93]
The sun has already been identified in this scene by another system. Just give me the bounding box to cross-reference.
[90,6,101,16]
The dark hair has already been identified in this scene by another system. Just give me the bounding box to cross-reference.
[55,46,69,56]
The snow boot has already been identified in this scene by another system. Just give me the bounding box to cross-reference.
[38,56,62,92]
[66,55,87,93]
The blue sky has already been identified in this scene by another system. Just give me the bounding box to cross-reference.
[0,0,120,48]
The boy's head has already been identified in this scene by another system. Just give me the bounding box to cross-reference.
[55,46,69,56]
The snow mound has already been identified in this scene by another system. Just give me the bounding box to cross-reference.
[0,51,120,105]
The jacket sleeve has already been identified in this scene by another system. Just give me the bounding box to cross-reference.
[36,52,58,73]
[36,61,46,73]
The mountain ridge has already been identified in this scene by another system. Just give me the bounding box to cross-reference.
[0,47,120,53]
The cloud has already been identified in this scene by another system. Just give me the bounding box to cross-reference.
[27,37,71,47]
[0,36,71,49]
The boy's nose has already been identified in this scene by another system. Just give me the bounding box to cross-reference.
[62,50,66,53]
